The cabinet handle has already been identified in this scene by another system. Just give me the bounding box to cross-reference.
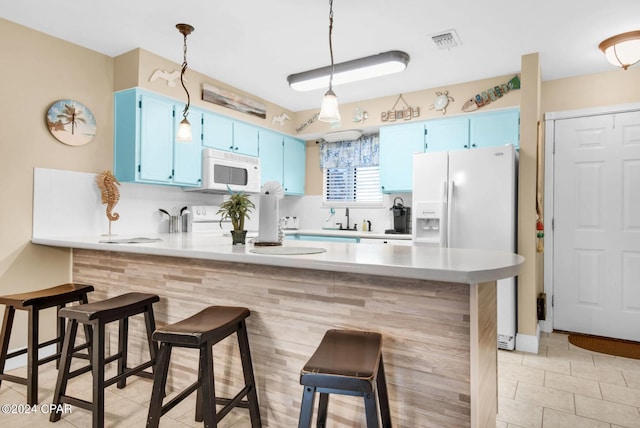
[464,144,468,148]
[229,145,234,150]
[471,143,476,148]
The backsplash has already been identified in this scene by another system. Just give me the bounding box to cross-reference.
[33,168,411,237]
[33,168,229,237]
[279,194,412,234]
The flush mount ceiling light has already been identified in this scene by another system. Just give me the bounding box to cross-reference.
[322,129,363,143]
[288,50,410,92]
[176,23,194,143]
[318,0,341,123]
[599,30,640,70]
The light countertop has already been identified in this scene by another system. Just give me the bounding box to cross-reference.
[32,233,523,284]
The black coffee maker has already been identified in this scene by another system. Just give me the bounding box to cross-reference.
[386,197,411,234]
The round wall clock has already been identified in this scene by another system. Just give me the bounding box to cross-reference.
[46,100,96,146]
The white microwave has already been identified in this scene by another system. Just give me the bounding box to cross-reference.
[187,148,261,194]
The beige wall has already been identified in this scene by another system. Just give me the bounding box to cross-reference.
[542,67,640,113]
[296,74,521,137]
[115,48,298,136]
[0,18,114,348]
[518,53,542,338]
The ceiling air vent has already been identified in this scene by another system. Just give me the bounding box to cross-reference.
[430,30,462,50]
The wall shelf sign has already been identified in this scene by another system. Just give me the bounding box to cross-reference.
[381,94,420,122]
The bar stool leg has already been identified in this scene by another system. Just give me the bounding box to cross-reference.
[0,306,16,389]
[146,342,172,428]
[376,356,392,428]
[56,304,64,369]
[143,305,158,366]
[92,321,106,428]
[298,386,316,428]
[198,342,217,427]
[27,308,39,405]
[316,392,329,427]
[237,320,261,427]
[117,318,128,389]
[50,319,78,422]
[363,391,379,428]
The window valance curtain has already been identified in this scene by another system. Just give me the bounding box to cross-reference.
[319,134,379,169]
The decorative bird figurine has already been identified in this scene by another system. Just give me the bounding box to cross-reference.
[272,113,291,126]
[149,69,183,87]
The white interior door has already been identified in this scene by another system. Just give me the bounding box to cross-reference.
[554,111,640,340]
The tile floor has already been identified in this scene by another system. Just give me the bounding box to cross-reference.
[1,332,639,427]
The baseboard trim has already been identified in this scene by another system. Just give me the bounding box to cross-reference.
[4,344,57,371]
[516,323,541,353]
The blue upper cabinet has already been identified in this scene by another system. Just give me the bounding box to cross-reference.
[233,121,259,157]
[114,88,202,187]
[201,112,259,156]
[258,131,305,195]
[379,122,425,193]
[202,112,233,151]
[469,109,520,149]
[283,137,305,195]
[424,116,470,152]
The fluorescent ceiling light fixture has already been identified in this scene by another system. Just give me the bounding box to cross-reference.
[288,50,410,92]
[599,30,640,70]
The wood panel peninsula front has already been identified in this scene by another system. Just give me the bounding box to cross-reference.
[33,233,524,427]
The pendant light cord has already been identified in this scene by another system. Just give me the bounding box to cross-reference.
[328,0,335,91]
[180,32,190,120]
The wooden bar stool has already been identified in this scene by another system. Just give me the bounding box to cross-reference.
[49,292,159,428]
[146,306,261,428]
[0,283,94,405]
[298,329,392,428]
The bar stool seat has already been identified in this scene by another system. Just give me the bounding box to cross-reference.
[50,292,159,428]
[146,306,261,428]
[0,283,94,405]
[298,329,392,428]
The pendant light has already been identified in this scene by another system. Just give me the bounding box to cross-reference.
[318,0,341,123]
[176,23,194,142]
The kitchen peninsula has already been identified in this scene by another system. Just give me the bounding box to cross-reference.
[33,233,523,427]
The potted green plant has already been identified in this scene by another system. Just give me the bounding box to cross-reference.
[217,190,255,245]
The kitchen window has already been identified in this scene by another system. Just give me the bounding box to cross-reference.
[320,134,382,207]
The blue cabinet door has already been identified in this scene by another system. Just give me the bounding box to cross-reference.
[258,130,283,185]
[114,89,137,182]
[173,109,203,186]
[283,137,305,195]
[138,93,174,183]
[469,109,520,149]
[233,121,259,156]
[202,112,233,151]
[425,116,469,152]
[379,122,425,193]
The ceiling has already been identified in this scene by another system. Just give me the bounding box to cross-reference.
[3,0,639,112]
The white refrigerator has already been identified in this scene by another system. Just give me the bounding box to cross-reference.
[412,144,517,350]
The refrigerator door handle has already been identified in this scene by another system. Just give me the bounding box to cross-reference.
[441,180,448,248]
[447,180,455,248]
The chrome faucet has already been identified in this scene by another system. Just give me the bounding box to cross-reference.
[345,207,350,230]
